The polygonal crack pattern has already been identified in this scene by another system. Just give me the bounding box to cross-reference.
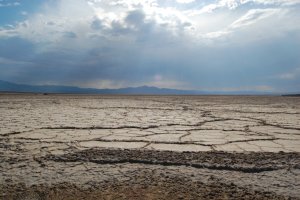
[1,95,299,153]
[1,94,300,199]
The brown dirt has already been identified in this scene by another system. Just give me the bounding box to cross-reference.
[0,176,290,200]
[1,149,299,200]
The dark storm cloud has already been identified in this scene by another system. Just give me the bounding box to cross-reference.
[63,31,77,38]
[90,17,103,30]
[125,9,145,26]
[0,37,35,60]
[0,0,300,91]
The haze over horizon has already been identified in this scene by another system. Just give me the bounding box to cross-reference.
[0,0,300,93]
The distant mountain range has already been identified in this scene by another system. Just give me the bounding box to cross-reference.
[0,80,297,95]
[0,80,203,95]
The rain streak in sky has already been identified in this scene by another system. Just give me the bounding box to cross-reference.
[0,0,300,93]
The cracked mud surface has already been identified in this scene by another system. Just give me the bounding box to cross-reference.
[0,94,300,199]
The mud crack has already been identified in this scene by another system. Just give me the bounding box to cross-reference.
[44,149,300,174]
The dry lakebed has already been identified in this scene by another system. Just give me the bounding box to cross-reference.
[0,94,299,199]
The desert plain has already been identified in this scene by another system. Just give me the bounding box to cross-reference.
[0,94,299,199]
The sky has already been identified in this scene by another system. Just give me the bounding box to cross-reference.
[0,0,300,93]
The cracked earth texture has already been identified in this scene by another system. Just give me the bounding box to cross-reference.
[0,94,299,199]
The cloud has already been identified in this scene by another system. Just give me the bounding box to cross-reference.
[204,8,282,38]
[197,0,300,14]
[0,1,20,7]
[0,0,192,45]
[0,37,36,60]
[279,73,295,80]
[21,11,28,16]
[198,0,244,14]
[204,30,230,39]
[90,17,103,30]
[176,0,195,4]
[0,57,32,66]
[125,9,145,26]
[277,68,300,80]
[63,31,77,38]
[251,0,300,6]
[0,0,299,92]
[230,9,280,29]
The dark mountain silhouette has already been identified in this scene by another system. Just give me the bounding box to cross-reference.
[0,80,204,95]
[0,80,283,95]
[282,94,300,97]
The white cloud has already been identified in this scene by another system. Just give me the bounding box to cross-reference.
[197,0,300,14]
[203,8,284,39]
[198,0,243,14]
[204,30,230,38]
[0,1,20,7]
[278,68,300,80]
[0,0,298,44]
[230,9,280,29]
[176,0,195,4]
[0,0,299,92]
[0,0,194,46]
[279,73,295,80]
[21,11,28,16]
[251,0,300,6]
[0,28,19,38]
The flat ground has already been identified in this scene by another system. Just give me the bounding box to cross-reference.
[0,94,299,199]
